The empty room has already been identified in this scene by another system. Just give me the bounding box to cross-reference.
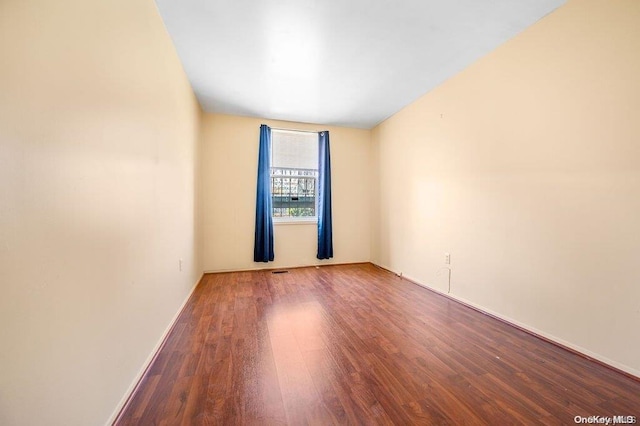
[1,0,639,424]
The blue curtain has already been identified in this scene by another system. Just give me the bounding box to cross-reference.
[317,131,333,259]
[254,124,274,262]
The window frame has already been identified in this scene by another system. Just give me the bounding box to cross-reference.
[270,129,319,224]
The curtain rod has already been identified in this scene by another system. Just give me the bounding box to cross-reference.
[270,126,323,134]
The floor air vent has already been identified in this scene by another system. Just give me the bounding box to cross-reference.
[272,270,289,274]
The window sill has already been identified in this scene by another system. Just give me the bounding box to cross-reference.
[273,218,318,225]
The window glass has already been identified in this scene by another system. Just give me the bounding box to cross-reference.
[271,130,318,221]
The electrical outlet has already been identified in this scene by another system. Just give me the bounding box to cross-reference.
[445,253,450,264]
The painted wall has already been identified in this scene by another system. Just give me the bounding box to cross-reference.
[0,0,202,425]
[371,0,640,376]
[201,113,371,271]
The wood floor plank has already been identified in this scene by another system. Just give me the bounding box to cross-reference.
[115,264,640,425]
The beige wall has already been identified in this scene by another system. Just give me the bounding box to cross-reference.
[372,0,640,376]
[201,113,371,271]
[0,0,202,425]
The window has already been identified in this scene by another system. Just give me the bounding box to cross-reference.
[271,129,318,221]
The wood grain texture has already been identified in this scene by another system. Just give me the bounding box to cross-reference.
[115,264,640,425]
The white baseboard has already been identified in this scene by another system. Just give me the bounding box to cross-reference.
[203,260,369,274]
[372,262,640,379]
[105,273,204,425]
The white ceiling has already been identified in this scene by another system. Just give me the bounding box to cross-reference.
[155,0,565,129]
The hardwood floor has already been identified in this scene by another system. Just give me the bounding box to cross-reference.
[115,263,640,425]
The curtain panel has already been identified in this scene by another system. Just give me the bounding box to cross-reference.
[317,131,333,259]
[254,124,274,262]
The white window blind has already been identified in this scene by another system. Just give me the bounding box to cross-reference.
[272,130,318,170]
